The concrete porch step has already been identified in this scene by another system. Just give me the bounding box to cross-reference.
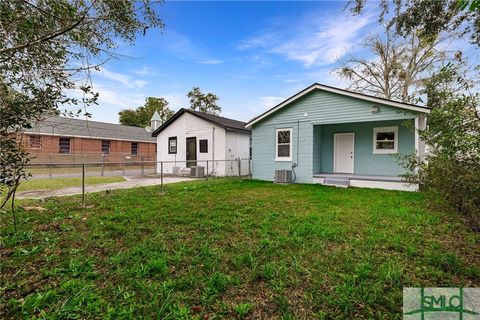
[323,178,350,188]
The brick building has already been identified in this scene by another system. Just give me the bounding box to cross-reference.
[24,116,156,164]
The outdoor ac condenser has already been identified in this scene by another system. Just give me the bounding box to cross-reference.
[275,170,293,183]
[190,166,205,178]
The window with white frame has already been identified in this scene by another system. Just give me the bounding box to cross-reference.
[373,126,398,154]
[276,128,292,161]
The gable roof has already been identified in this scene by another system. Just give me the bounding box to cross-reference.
[26,116,156,142]
[245,83,431,128]
[151,108,251,137]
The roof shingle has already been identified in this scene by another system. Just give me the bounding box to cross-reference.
[151,109,250,136]
[26,116,156,142]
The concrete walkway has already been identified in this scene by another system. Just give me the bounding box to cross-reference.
[16,176,194,199]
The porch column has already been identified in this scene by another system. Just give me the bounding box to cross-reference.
[414,114,427,160]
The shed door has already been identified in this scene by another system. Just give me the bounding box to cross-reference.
[186,137,197,167]
[334,133,354,174]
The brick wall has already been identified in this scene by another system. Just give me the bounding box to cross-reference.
[25,134,156,163]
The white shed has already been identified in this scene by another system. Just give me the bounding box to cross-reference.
[151,108,251,176]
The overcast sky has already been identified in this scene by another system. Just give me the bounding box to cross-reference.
[81,1,477,124]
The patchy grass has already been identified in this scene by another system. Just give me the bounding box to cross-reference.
[17,176,126,192]
[1,179,479,319]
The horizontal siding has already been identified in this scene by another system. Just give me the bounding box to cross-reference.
[255,90,418,127]
[252,121,313,183]
[252,89,420,183]
[319,120,415,176]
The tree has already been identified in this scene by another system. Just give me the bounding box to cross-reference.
[0,1,164,222]
[119,97,174,127]
[187,87,221,115]
[336,26,453,103]
[348,0,480,46]
[401,64,480,230]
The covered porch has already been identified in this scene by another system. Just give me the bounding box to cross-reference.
[311,119,420,191]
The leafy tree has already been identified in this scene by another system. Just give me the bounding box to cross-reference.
[187,87,221,115]
[336,25,454,103]
[0,0,164,226]
[119,97,174,127]
[401,64,480,230]
[348,0,480,46]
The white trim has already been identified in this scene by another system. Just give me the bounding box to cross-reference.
[373,126,398,154]
[414,117,420,154]
[349,179,418,192]
[275,128,292,162]
[245,83,430,128]
[333,133,355,174]
[22,131,155,144]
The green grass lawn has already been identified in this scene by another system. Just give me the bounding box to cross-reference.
[1,179,479,319]
[17,176,126,192]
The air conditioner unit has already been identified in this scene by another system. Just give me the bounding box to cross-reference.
[190,166,205,178]
[275,170,293,183]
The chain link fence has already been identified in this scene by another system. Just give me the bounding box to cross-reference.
[17,158,252,206]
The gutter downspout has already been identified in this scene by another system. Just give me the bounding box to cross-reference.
[291,120,299,182]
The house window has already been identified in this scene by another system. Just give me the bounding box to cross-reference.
[275,128,292,161]
[131,142,138,156]
[168,137,177,154]
[199,139,208,153]
[29,135,41,149]
[59,137,70,154]
[101,140,110,154]
[373,126,398,154]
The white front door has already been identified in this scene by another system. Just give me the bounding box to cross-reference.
[334,133,354,174]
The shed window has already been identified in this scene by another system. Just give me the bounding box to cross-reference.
[275,128,292,161]
[59,137,70,154]
[168,137,177,154]
[373,126,398,154]
[102,140,110,154]
[199,139,208,153]
[29,135,41,149]
[131,142,138,156]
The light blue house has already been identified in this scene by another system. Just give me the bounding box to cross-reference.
[245,83,430,191]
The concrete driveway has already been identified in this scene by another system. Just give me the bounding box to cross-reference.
[16,176,195,199]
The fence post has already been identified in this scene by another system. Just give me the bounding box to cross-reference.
[49,153,52,179]
[81,162,85,207]
[237,158,241,178]
[141,156,145,175]
[206,160,209,180]
[160,161,164,193]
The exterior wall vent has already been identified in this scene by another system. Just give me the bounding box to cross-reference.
[275,170,293,183]
[190,166,205,178]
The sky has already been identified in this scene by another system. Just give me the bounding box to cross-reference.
[82,1,477,124]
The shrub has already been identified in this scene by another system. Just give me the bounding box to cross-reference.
[402,64,480,230]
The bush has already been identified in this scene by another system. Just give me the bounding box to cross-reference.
[402,65,480,230]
